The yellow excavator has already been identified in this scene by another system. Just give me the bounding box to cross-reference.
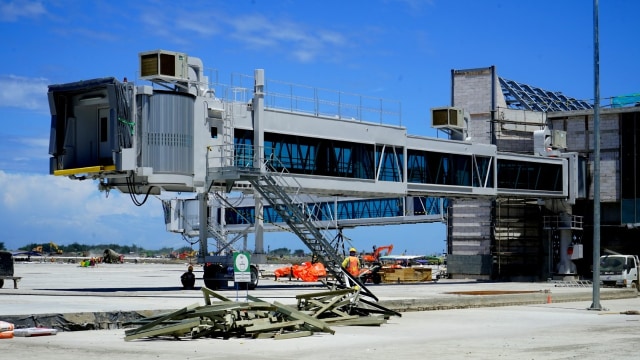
[49,242,63,254]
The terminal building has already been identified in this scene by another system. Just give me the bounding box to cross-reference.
[447,66,640,280]
[46,50,640,283]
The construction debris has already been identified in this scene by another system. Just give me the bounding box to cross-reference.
[123,286,400,341]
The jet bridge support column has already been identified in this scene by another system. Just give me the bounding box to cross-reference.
[252,69,266,264]
[556,212,577,276]
[198,192,208,260]
[253,193,266,264]
[543,209,583,279]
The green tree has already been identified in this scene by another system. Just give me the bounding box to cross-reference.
[270,247,291,256]
[65,242,90,253]
[20,243,42,251]
[0,242,5,251]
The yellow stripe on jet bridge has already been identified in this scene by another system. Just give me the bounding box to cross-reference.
[53,165,116,176]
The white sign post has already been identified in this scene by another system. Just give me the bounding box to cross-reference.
[233,252,251,283]
[233,252,251,300]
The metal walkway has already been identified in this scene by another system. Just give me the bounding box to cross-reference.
[46,58,575,202]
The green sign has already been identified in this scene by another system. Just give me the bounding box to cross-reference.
[233,252,251,283]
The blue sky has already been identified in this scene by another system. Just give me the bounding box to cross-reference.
[0,0,638,255]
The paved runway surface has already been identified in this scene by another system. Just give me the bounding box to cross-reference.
[2,261,639,359]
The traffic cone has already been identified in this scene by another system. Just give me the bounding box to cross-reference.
[546,292,552,304]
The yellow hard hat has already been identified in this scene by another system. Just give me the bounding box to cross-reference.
[349,247,356,253]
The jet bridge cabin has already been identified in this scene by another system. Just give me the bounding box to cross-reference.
[48,77,134,174]
[47,77,203,194]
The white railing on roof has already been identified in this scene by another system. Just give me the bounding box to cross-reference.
[207,71,403,126]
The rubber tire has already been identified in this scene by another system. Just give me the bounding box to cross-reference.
[372,273,382,284]
[0,279,3,288]
[203,264,225,290]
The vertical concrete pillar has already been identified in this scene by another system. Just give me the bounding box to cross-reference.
[556,213,577,275]
[198,192,208,260]
[252,69,266,264]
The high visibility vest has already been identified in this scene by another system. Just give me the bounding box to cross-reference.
[346,256,360,276]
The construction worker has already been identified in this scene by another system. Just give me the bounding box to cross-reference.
[181,265,196,289]
[342,247,361,277]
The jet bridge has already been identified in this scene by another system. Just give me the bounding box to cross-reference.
[47,51,572,202]
[47,50,580,286]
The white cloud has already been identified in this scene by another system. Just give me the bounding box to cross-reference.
[0,75,49,112]
[223,14,349,63]
[175,14,219,37]
[0,0,46,22]
[17,136,48,147]
[137,8,351,64]
[0,171,166,249]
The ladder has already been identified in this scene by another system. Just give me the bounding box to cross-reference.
[221,108,234,168]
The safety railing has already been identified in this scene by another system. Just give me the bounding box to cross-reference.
[206,71,402,126]
[543,215,584,230]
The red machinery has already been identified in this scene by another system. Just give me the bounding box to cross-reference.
[362,245,393,265]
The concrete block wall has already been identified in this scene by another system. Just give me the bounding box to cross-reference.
[495,135,534,154]
[447,254,492,278]
[453,68,496,144]
[553,113,620,201]
[453,69,493,115]
[597,152,620,201]
[448,68,498,278]
[449,199,493,255]
[467,113,492,144]
[559,117,589,149]
[495,109,545,154]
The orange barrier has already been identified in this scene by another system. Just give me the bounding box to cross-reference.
[274,262,326,282]
[0,330,14,339]
[273,266,291,278]
[292,262,326,282]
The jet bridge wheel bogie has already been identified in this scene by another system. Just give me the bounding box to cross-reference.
[202,263,226,290]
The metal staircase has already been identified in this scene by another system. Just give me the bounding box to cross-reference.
[247,174,344,278]
[244,163,377,299]
[248,163,378,301]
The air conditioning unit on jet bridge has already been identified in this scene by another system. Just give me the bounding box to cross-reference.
[431,106,467,130]
[139,50,188,82]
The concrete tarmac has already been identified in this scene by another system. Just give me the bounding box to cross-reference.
[2,261,639,359]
